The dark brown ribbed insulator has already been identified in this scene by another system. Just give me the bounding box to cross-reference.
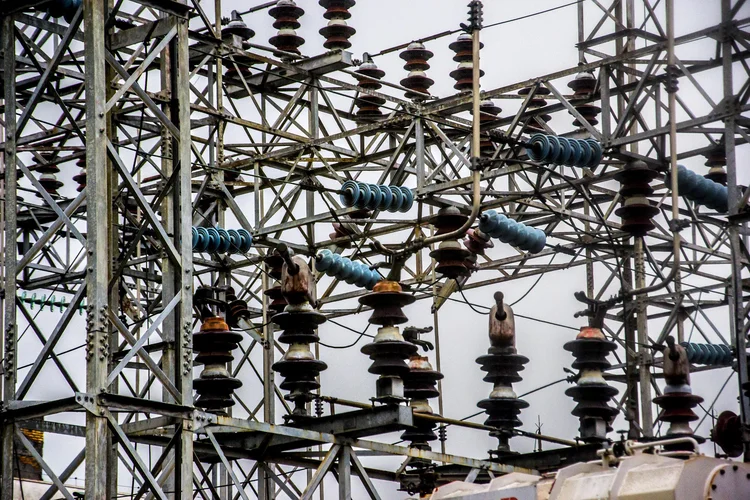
[614,160,659,236]
[474,99,501,156]
[354,60,386,123]
[448,33,484,92]
[36,153,63,198]
[193,316,243,412]
[564,326,618,444]
[567,70,600,128]
[265,252,288,314]
[653,336,705,451]
[463,227,493,272]
[224,54,255,85]
[71,156,86,192]
[359,281,418,404]
[428,207,471,279]
[703,144,727,185]
[319,0,355,50]
[401,354,443,471]
[400,42,434,100]
[518,86,551,133]
[222,10,255,40]
[269,0,305,56]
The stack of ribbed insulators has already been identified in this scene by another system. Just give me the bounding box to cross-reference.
[339,180,414,213]
[222,11,255,84]
[654,336,704,450]
[476,292,529,457]
[680,342,733,366]
[526,133,603,169]
[479,210,546,254]
[401,354,443,466]
[316,250,381,289]
[193,313,243,412]
[676,164,728,213]
[192,226,253,254]
[265,250,288,314]
[567,69,600,128]
[72,157,86,192]
[354,60,386,123]
[222,286,251,330]
[476,100,501,156]
[272,248,328,419]
[448,33,484,92]
[463,227,493,272]
[564,325,618,444]
[269,0,305,56]
[359,281,418,403]
[614,160,659,236]
[713,410,744,457]
[428,207,471,279]
[319,0,355,50]
[400,42,434,100]
[36,153,63,199]
[44,0,82,22]
[703,144,727,184]
[518,86,551,132]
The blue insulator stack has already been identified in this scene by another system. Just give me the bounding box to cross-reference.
[44,0,82,22]
[478,210,546,254]
[676,165,728,213]
[339,180,414,213]
[680,342,733,366]
[192,227,253,254]
[316,250,381,289]
[526,133,603,169]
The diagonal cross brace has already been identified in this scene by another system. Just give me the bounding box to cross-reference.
[15,427,76,500]
[106,293,181,387]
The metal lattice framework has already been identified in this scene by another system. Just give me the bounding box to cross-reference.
[0,0,749,498]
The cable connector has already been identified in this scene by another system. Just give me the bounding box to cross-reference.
[668,218,690,233]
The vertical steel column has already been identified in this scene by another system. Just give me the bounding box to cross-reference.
[722,0,750,461]
[634,237,653,436]
[1,14,17,500]
[338,446,351,500]
[174,10,195,495]
[84,0,111,497]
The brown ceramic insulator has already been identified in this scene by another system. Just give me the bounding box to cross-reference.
[319,0,356,50]
[448,33,484,92]
[463,228,493,255]
[224,54,255,85]
[355,61,386,122]
[329,222,355,247]
[400,42,434,100]
[269,0,305,55]
[615,160,659,236]
[712,410,744,458]
[72,157,86,192]
[518,86,551,132]
[36,153,63,198]
[703,145,728,185]
[265,252,288,313]
[652,392,704,440]
[221,10,255,40]
[360,284,415,326]
[473,100,501,156]
[428,207,471,279]
[401,355,443,446]
[568,70,600,127]
[193,316,243,411]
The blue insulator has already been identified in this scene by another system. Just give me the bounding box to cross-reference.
[356,183,373,209]
[340,180,361,207]
[46,0,81,22]
[378,185,393,211]
[557,137,572,165]
[192,227,200,250]
[527,133,550,161]
[398,186,414,212]
[676,165,728,213]
[366,184,382,210]
[527,133,603,168]
[194,227,210,252]
[680,342,733,366]
[478,210,546,254]
[236,228,253,253]
[205,228,221,253]
[216,228,231,253]
[316,251,381,289]
[578,139,593,167]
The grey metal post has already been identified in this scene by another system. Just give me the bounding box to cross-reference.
[84,0,111,497]
[1,14,17,500]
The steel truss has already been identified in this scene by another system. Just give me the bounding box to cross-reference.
[0,0,748,498]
